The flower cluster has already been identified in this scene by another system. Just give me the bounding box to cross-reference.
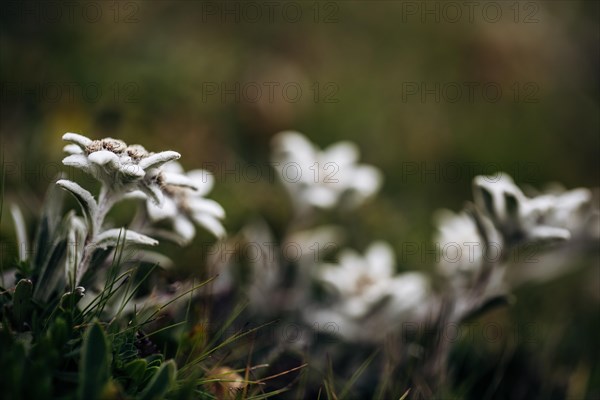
[62,133,184,205]
[57,132,226,286]
[434,172,598,318]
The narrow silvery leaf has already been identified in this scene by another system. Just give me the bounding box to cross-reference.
[65,216,86,287]
[123,190,148,201]
[144,228,188,246]
[138,151,181,170]
[129,250,174,269]
[65,224,78,287]
[63,132,92,149]
[10,204,28,262]
[94,228,158,249]
[56,179,98,233]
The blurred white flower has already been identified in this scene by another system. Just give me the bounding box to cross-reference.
[504,186,599,287]
[144,162,226,243]
[473,174,571,244]
[307,241,432,342]
[438,174,599,297]
[271,131,382,211]
[433,209,502,290]
[528,187,597,237]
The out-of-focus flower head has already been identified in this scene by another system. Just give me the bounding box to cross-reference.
[433,209,502,290]
[144,162,226,243]
[271,131,382,211]
[473,173,597,246]
[307,241,432,342]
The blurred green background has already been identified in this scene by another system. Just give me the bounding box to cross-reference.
[1,1,599,397]
[1,1,598,246]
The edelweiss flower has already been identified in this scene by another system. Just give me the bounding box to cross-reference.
[473,174,573,245]
[527,187,597,237]
[434,209,502,290]
[144,162,225,243]
[62,132,185,204]
[307,242,432,342]
[271,131,382,211]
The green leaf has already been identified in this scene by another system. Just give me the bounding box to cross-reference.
[33,180,65,274]
[65,216,87,287]
[124,359,148,384]
[13,279,33,329]
[78,320,112,400]
[59,287,86,311]
[33,209,73,302]
[49,316,70,348]
[139,360,176,400]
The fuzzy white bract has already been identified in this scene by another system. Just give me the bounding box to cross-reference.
[144,161,226,243]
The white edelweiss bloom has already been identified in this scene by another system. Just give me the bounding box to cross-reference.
[271,131,382,211]
[144,161,226,243]
[433,209,503,289]
[61,132,183,204]
[528,187,596,236]
[473,173,572,244]
[503,187,599,287]
[308,242,432,342]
